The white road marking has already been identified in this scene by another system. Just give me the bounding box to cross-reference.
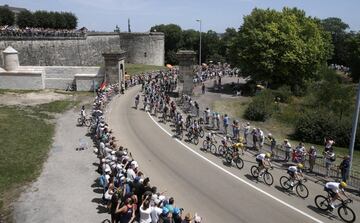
[147,112,324,223]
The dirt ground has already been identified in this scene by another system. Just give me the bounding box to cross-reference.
[0,90,71,106]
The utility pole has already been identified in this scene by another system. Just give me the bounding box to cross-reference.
[128,18,131,33]
[348,80,360,180]
[196,19,202,66]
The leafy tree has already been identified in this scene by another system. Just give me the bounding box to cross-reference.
[0,7,15,26]
[63,12,77,29]
[219,28,238,63]
[16,10,35,28]
[344,32,360,81]
[235,7,332,92]
[202,30,221,63]
[321,17,349,65]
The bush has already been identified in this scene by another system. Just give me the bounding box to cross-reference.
[271,85,292,103]
[293,109,354,147]
[244,90,276,121]
[17,10,35,28]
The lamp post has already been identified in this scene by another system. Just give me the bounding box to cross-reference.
[196,19,202,67]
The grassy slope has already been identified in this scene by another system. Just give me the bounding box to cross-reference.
[212,98,360,174]
[0,100,78,221]
[125,63,166,76]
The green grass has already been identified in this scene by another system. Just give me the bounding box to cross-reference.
[0,100,77,221]
[125,63,166,76]
[211,98,360,174]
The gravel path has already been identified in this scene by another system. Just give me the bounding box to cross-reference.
[13,109,106,223]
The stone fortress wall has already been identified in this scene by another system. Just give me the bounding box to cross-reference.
[0,32,165,67]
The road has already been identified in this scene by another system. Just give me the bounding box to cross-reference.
[107,86,360,223]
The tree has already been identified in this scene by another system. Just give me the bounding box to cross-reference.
[0,7,15,26]
[63,12,77,29]
[344,32,360,81]
[16,10,35,28]
[235,7,332,92]
[321,17,349,65]
[219,28,238,63]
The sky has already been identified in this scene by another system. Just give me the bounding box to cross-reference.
[1,0,360,33]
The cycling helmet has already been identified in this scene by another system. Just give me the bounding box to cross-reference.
[265,152,271,158]
[340,181,347,188]
[297,163,304,169]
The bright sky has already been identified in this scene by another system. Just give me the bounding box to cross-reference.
[1,0,359,32]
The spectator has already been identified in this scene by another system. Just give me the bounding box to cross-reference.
[223,114,230,135]
[339,155,350,182]
[139,197,152,223]
[282,139,292,162]
[243,122,250,144]
[307,146,317,173]
[201,83,205,94]
[324,137,335,153]
[324,149,336,178]
[251,128,258,150]
[266,133,276,154]
[257,128,265,151]
[172,208,183,223]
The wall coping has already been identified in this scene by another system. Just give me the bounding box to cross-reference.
[74,73,104,78]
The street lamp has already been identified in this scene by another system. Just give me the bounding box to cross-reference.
[196,19,202,67]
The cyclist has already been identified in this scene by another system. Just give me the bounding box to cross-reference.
[324,181,350,209]
[256,152,272,176]
[190,120,199,137]
[287,163,304,188]
[204,131,216,149]
[80,105,86,121]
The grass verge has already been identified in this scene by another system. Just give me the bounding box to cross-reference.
[0,100,77,221]
[125,63,166,76]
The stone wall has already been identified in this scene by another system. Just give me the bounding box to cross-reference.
[0,32,164,67]
[0,69,44,90]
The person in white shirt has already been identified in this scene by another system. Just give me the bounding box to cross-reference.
[140,197,153,223]
[324,181,350,209]
[243,122,250,144]
[287,163,304,187]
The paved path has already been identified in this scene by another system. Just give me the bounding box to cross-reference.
[107,86,360,223]
[13,110,106,223]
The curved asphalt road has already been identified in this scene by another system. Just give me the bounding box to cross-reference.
[107,86,360,223]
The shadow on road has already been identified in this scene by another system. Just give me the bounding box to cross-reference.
[244,174,258,183]
[96,205,109,214]
[93,188,103,194]
[274,185,292,196]
[307,205,338,221]
[92,197,105,204]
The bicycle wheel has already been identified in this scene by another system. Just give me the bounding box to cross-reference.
[202,140,208,150]
[314,195,329,211]
[210,144,217,155]
[77,117,83,126]
[85,119,91,127]
[279,176,291,190]
[193,137,199,145]
[199,129,205,138]
[296,183,309,199]
[338,206,356,223]
[234,156,244,169]
[251,166,259,178]
[225,153,232,164]
[263,172,274,186]
[218,145,225,157]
